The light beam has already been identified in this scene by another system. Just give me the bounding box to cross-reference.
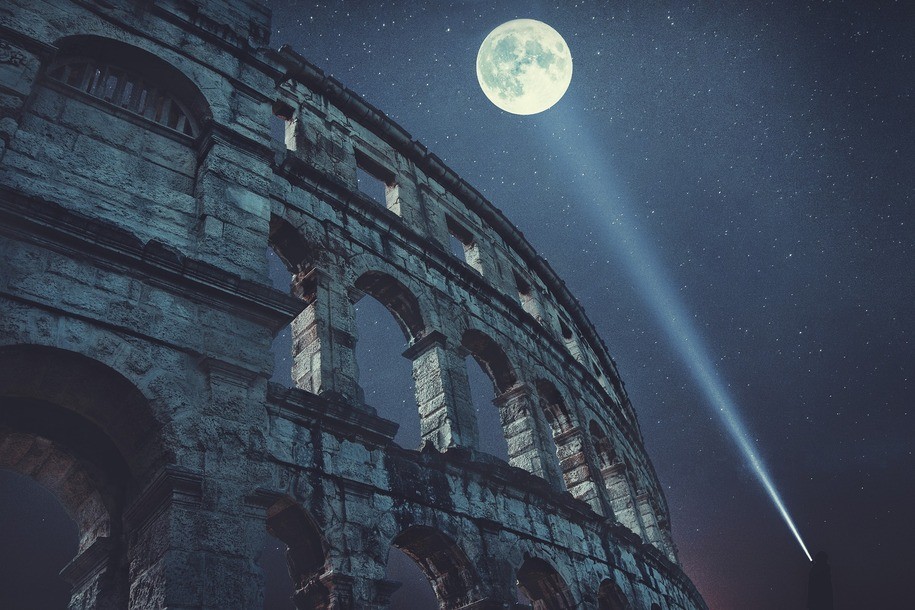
[539,108,813,561]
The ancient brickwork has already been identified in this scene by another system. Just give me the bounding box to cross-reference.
[0,1,706,608]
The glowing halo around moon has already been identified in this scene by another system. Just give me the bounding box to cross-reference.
[476,19,573,115]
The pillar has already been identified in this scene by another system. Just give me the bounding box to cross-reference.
[403,331,478,450]
[494,384,564,489]
[291,268,362,403]
[554,426,606,516]
[602,461,646,538]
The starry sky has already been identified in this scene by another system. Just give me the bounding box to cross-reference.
[265,1,913,609]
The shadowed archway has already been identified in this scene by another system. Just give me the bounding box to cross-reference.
[265,497,329,609]
[0,345,163,609]
[390,525,480,609]
[597,579,631,610]
[354,271,426,342]
[516,556,575,610]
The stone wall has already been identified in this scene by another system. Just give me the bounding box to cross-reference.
[0,1,706,608]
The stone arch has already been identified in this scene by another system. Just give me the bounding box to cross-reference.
[460,328,517,394]
[269,215,319,275]
[389,525,480,609]
[458,327,518,458]
[597,579,631,610]
[0,408,123,553]
[265,496,330,609]
[47,35,211,135]
[0,344,165,477]
[535,379,577,435]
[353,270,425,343]
[516,556,575,610]
[0,345,162,609]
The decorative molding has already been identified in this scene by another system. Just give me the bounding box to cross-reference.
[123,466,204,529]
[401,330,447,360]
[198,355,260,388]
[59,536,114,587]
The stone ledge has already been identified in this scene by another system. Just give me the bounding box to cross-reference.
[266,382,399,446]
[0,186,304,331]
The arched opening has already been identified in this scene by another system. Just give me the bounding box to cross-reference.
[464,355,508,460]
[589,420,617,469]
[48,35,209,134]
[351,271,425,448]
[267,244,295,388]
[0,467,79,608]
[516,556,575,610]
[387,526,479,610]
[354,272,425,342]
[0,345,165,608]
[0,399,132,608]
[386,548,437,609]
[264,497,328,610]
[460,330,516,461]
[597,579,631,610]
[268,216,319,392]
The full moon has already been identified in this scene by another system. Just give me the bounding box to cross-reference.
[476,19,573,115]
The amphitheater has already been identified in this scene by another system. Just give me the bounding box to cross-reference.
[0,1,707,608]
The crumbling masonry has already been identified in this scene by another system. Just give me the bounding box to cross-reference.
[0,1,707,608]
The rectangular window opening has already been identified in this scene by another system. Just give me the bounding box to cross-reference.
[355,150,399,213]
[445,216,483,274]
[513,270,546,323]
[272,100,296,151]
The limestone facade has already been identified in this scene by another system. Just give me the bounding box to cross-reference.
[0,1,707,608]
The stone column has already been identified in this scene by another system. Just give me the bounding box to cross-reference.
[322,572,357,610]
[494,384,564,489]
[291,268,362,403]
[554,427,605,516]
[602,461,646,538]
[633,490,678,563]
[636,491,662,551]
[121,361,282,609]
[403,331,479,451]
[124,466,269,610]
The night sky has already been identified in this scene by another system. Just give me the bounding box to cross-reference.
[265,1,913,608]
[1,1,911,609]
